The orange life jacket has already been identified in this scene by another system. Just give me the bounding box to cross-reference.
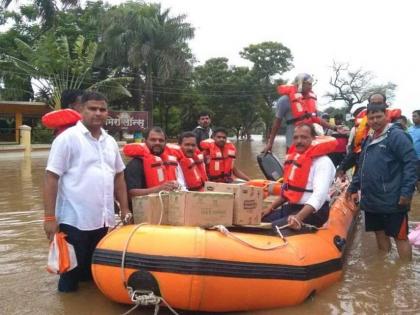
[353,108,402,153]
[42,108,81,129]
[42,109,82,136]
[277,85,321,125]
[282,136,337,203]
[200,139,236,183]
[167,144,208,191]
[123,143,178,188]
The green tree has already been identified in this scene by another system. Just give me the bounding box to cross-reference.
[240,41,293,136]
[0,5,40,100]
[193,58,264,137]
[3,31,131,108]
[326,61,397,112]
[1,0,80,29]
[102,2,194,125]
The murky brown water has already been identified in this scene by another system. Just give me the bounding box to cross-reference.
[1,136,419,315]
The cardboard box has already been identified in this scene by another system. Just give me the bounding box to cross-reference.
[262,196,279,217]
[204,182,263,225]
[167,191,234,227]
[263,195,279,210]
[132,193,168,224]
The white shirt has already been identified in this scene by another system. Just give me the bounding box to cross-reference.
[176,164,187,190]
[297,156,336,211]
[46,121,125,230]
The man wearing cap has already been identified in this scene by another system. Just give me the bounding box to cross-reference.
[263,73,336,154]
[346,102,417,260]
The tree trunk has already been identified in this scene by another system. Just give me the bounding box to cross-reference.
[144,68,154,127]
[130,71,143,111]
[164,105,170,134]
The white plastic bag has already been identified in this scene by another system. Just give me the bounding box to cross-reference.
[47,232,78,274]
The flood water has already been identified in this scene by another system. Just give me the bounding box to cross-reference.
[1,136,420,315]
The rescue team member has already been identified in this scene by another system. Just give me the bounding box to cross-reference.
[337,93,401,178]
[124,127,186,198]
[42,90,84,137]
[192,111,213,150]
[43,91,130,292]
[176,131,208,191]
[327,114,350,167]
[201,127,250,183]
[346,103,367,153]
[262,124,337,230]
[346,103,417,260]
[262,73,337,154]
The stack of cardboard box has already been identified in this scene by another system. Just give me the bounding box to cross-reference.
[204,182,263,225]
[132,191,234,227]
[132,182,265,227]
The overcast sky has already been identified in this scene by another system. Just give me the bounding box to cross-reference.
[106,0,419,117]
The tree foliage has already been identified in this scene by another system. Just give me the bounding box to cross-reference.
[240,41,293,136]
[3,32,131,108]
[1,0,80,29]
[326,61,397,111]
[101,2,194,124]
[0,1,296,138]
[193,58,265,138]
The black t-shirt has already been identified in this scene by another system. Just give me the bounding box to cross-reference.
[192,126,211,149]
[124,158,146,191]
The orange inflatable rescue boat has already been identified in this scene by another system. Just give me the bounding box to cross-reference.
[92,194,358,312]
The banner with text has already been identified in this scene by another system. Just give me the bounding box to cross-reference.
[105,111,148,132]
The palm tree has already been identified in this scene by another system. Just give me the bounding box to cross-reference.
[102,2,194,125]
[4,31,132,108]
[1,0,80,28]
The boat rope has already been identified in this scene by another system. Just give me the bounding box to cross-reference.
[120,223,147,288]
[109,213,133,232]
[274,220,327,231]
[119,222,179,315]
[121,289,179,315]
[211,225,288,250]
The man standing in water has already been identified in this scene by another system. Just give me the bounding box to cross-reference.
[347,103,417,260]
[192,111,213,150]
[43,91,130,292]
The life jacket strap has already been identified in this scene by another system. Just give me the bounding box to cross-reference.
[282,183,313,193]
[286,112,317,125]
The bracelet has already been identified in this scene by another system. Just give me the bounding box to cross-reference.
[44,215,56,222]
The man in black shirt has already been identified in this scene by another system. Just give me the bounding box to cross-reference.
[124,127,183,201]
[192,111,213,150]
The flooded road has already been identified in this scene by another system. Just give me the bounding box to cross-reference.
[1,136,419,315]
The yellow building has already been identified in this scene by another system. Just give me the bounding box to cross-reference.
[0,101,51,143]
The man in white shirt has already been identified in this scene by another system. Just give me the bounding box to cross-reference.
[43,91,130,292]
[262,124,336,230]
